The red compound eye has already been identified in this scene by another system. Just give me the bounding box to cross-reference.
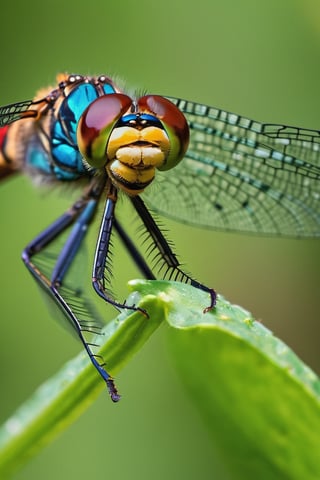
[137,95,189,170]
[77,94,132,168]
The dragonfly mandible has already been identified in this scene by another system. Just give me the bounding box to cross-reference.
[0,73,319,401]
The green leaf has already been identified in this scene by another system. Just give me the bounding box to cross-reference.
[0,290,165,478]
[0,279,319,479]
[132,280,320,480]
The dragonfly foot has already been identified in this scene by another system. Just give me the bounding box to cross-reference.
[107,379,121,402]
[122,300,149,319]
[136,306,149,319]
[203,288,217,314]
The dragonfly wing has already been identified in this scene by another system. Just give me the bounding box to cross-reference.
[142,97,320,238]
[261,123,320,167]
[0,100,37,126]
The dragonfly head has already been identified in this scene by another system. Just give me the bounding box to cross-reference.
[77,94,189,195]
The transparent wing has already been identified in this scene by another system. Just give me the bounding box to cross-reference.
[0,99,37,126]
[142,97,320,237]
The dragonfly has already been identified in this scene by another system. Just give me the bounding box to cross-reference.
[0,73,319,401]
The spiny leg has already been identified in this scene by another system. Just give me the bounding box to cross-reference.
[92,182,148,316]
[22,175,121,402]
[130,195,216,311]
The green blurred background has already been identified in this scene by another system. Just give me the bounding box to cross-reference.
[0,1,319,479]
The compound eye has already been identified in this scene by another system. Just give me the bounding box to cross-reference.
[77,94,132,168]
[137,95,189,170]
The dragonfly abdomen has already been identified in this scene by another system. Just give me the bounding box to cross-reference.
[0,125,14,179]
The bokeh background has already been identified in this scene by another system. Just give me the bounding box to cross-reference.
[0,1,319,479]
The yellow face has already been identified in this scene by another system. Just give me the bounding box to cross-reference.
[77,93,189,196]
[106,125,170,194]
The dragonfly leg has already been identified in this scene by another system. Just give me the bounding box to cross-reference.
[22,177,121,401]
[92,183,148,317]
[131,195,216,311]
